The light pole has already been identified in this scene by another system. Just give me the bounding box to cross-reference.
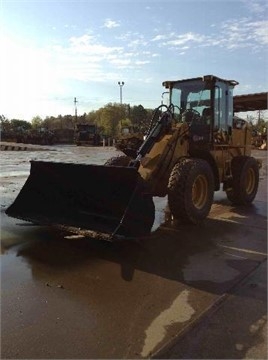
[118,81,125,104]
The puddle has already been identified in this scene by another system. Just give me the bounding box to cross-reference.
[0,212,49,253]
[182,251,240,283]
[152,196,168,231]
[141,290,195,357]
[1,250,33,289]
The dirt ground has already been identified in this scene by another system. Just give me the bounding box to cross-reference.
[1,145,267,359]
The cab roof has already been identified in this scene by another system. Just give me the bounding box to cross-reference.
[162,75,239,88]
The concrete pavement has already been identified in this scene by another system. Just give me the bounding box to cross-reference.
[157,260,267,359]
[1,146,267,359]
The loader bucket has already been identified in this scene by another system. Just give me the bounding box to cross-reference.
[5,161,155,240]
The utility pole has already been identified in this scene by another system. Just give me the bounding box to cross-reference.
[74,97,78,126]
[118,81,125,104]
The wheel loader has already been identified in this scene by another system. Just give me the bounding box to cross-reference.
[6,75,261,241]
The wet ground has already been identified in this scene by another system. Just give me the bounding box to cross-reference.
[1,145,267,359]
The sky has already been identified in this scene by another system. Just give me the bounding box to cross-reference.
[0,0,267,120]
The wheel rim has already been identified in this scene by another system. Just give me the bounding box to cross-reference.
[245,167,255,195]
[192,175,208,209]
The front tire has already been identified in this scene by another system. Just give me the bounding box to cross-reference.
[226,156,259,205]
[167,158,214,224]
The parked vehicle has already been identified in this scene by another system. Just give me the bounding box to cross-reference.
[74,124,101,146]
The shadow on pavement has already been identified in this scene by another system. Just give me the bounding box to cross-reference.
[8,202,266,298]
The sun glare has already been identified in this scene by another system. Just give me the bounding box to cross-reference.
[1,33,68,120]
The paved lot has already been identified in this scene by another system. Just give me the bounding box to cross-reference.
[158,260,267,359]
[1,145,267,359]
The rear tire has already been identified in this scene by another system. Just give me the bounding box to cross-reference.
[104,155,132,167]
[167,158,214,224]
[226,156,259,205]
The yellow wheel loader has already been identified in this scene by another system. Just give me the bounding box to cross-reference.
[6,75,261,240]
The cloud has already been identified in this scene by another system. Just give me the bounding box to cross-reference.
[103,18,120,29]
[43,31,154,79]
[152,34,167,41]
[135,60,150,65]
[69,34,122,57]
[166,32,206,46]
[128,38,148,48]
[241,0,268,14]
[151,18,268,52]
[219,18,268,49]
[247,20,268,45]
[109,58,132,68]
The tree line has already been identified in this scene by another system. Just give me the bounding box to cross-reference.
[0,103,267,139]
[0,103,154,138]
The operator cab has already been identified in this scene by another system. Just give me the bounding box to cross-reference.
[163,75,239,148]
